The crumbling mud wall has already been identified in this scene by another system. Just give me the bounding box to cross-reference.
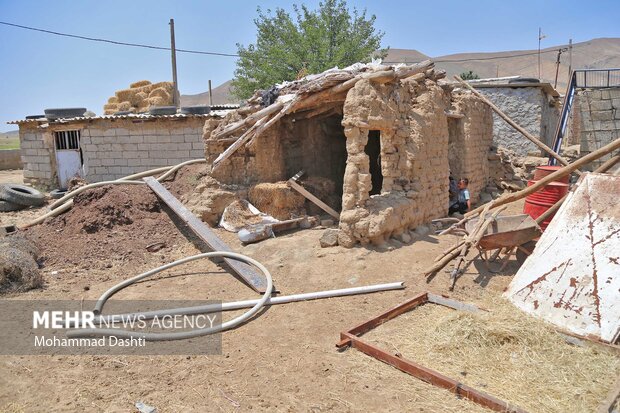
[204,112,286,186]
[448,92,494,203]
[201,66,494,248]
[336,77,452,247]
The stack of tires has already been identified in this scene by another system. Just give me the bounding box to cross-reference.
[0,184,46,212]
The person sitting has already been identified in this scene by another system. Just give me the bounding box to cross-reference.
[449,178,471,214]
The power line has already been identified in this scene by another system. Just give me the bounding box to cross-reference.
[384,44,578,65]
[0,21,240,57]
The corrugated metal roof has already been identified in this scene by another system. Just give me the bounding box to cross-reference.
[7,110,234,125]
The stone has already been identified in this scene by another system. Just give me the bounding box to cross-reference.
[320,229,339,248]
[397,232,412,243]
[414,225,430,236]
[479,192,493,204]
[320,219,335,227]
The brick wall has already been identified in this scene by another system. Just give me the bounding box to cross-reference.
[568,88,620,170]
[81,118,205,181]
[17,116,210,189]
[19,125,55,189]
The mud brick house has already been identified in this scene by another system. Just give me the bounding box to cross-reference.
[201,61,494,247]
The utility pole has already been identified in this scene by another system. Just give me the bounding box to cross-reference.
[208,80,213,106]
[169,19,179,108]
[568,39,573,75]
[538,28,546,80]
[554,48,568,89]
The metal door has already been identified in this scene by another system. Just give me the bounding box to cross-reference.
[54,130,83,189]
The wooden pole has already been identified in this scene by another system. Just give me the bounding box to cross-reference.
[454,75,573,169]
[465,138,620,219]
[169,19,179,108]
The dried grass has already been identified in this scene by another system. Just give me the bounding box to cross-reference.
[129,80,151,88]
[114,88,135,102]
[148,87,171,100]
[116,101,132,111]
[135,91,148,101]
[248,182,305,220]
[220,200,265,231]
[103,103,118,111]
[363,297,620,413]
[147,96,166,107]
[107,96,119,104]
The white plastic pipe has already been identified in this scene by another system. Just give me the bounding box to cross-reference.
[88,282,405,325]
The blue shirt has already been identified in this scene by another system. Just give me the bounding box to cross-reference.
[458,188,470,204]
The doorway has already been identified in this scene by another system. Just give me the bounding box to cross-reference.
[54,130,83,189]
[365,130,382,195]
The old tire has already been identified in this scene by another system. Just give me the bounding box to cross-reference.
[0,184,45,207]
[49,189,67,199]
[149,106,177,116]
[44,107,87,120]
[180,106,211,115]
[0,200,26,212]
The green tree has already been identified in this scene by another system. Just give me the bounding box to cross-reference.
[231,0,387,99]
[459,70,480,80]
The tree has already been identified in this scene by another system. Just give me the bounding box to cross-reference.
[231,0,387,99]
[459,70,480,80]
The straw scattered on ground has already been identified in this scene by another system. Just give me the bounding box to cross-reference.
[361,297,620,413]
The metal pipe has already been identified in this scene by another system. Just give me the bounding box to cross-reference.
[84,282,406,326]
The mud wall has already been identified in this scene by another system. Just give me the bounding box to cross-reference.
[336,77,452,247]
[449,92,494,202]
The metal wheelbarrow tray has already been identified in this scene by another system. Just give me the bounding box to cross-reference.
[465,214,542,271]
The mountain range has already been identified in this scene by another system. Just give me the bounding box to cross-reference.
[181,37,620,105]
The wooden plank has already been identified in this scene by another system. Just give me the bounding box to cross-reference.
[143,177,269,293]
[288,178,340,220]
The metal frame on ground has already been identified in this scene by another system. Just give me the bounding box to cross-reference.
[336,292,528,413]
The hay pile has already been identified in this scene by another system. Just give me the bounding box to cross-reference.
[0,234,42,292]
[363,297,620,413]
[248,182,305,220]
[103,80,176,114]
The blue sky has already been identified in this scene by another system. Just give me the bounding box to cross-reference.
[1,0,619,132]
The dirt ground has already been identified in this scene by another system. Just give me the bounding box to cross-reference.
[0,169,618,413]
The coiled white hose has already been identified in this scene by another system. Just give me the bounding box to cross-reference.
[67,251,273,341]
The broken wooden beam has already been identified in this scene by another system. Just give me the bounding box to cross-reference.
[288,171,340,220]
[143,177,270,293]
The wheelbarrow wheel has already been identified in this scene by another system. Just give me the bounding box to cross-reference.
[516,241,537,266]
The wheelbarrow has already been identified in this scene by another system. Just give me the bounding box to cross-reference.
[464,213,542,272]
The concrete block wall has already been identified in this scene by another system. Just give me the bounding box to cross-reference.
[19,125,56,189]
[569,88,620,170]
[16,116,210,189]
[477,87,558,156]
[81,118,205,182]
[0,149,23,170]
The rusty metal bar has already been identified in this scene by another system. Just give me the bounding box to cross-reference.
[336,292,428,347]
[337,293,528,412]
[143,177,269,293]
